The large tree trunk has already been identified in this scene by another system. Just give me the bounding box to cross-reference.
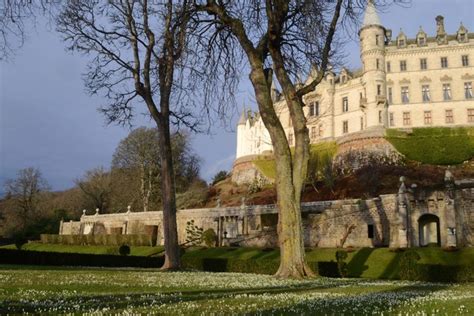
[249,67,313,279]
[156,114,181,270]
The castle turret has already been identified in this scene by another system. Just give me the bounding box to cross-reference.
[359,0,387,128]
[236,110,247,158]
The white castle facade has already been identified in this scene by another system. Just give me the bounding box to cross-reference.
[236,2,474,160]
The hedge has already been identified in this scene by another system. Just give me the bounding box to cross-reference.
[40,234,154,246]
[386,127,474,165]
[181,256,280,274]
[181,257,345,277]
[416,264,473,282]
[0,249,164,268]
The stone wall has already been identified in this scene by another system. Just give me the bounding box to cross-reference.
[333,127,404,174]
[232,154,274,185]
[60,175,474,249]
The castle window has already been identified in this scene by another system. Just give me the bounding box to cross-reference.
[443,84,452,101]
[403,112,411,126]
[420,58,427,70]
[341,75,346,84]
[462,55,469,67]
[445,109,454,124]
[309,101,319,116]
[389,112,394,126]
[468,109,474,123]
[377,84,382,96]
[400,60,407,72]
[418,37,426,46]
[386,62,391,72]
[422,85,431,102]
[376,35,379,46]
[401,86,409,104]
[342,120,348,134]
[376,59,380,70]
[378,110,383,124]
[311,126,317,139]
[465,82,473,99]
[360,117,364,130]
[441,57,448,68]
[288,133,293,146]
[398,39,405,47]
[388,87,393,104]
[424,111,432,125]
[319,124,324,137]
[459,33,466,42]
[368,224,374,239]
[342,97,349,112]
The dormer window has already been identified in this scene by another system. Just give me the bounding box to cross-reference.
[416,27,427,47]
[398,39,405,47]
[341,75,346,84]
[457,23,468,43]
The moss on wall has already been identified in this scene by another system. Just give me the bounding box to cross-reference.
[386,127,474,165]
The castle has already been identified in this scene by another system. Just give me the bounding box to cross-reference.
[58,4,474,250]
[233,1,473,183]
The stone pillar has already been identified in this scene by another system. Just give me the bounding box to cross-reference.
[444,170,457,247]
[59,219,64,235]
[397,176,408,248]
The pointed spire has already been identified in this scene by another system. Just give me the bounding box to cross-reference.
[362,0,382,27]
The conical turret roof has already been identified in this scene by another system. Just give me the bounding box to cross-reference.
[362,0,382,27]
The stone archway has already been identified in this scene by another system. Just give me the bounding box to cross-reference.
[418,214,441,247]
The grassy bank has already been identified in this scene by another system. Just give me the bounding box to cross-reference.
[386,127,474,165]
[254,141,338,180]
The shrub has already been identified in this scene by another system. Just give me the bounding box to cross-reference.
[39,234,153,247]
[399,250,421,280]
[185,220,204,246]
[14,238,27,250]
[119,244,131,256]
[335,250,348,277]
[314,261,340,277]
[416,264,473,283]
[212,170,229,185]
[0,249,164,268]
[201,229,217,248]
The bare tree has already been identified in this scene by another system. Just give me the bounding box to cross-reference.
[193,0,378,278]
[0,0,58,60]
[4,167,50,230]
[112,127,201,213]
[75,167,111,213]
[57,0,197,270]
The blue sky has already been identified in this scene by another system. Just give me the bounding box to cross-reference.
[1,0,473,193]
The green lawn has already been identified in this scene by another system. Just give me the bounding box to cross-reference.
[0,265,472,314]
[3,244,473,280]
[0,243,164,257]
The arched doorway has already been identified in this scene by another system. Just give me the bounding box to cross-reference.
[418,214,440,247]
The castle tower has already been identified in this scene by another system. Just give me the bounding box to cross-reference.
[236,110,247,158]
[359,0,387,128]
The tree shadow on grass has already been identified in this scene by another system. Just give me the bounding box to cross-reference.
[0,278,365,314]
[347,248,374,277]
[256,283,450,315]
